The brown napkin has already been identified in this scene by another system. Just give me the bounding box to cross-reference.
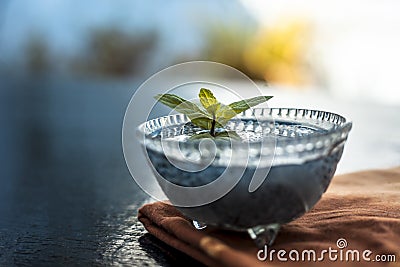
[138,167,400,266]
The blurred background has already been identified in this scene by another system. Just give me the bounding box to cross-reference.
[0,0,399,264]
[2,0,400,103]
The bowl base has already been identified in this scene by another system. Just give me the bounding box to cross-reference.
[192,220,207,230]
[247,223,280,248]
[192,220,281,248]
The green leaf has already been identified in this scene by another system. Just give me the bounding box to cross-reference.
[228,96,273,114]
[154,90,273,141]
[215,96,273,126]
[190,118,213,130]
[154,93,188,110]
[155,94,212,129]
[191,118,223,130]
[215,104,237,126]
[198,88,220,114]
[206,103,221,115]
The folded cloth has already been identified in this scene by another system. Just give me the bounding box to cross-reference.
[138,167,400,266]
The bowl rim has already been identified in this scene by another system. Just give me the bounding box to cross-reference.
[137,107,352,166]
[137,107,352,144]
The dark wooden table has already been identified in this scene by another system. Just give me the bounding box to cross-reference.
[0,74,203,266]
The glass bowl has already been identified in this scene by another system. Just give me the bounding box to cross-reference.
[137,108,352,247]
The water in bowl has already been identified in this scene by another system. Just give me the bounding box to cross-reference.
[144,120,342,246]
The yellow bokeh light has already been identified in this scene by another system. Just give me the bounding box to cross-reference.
[243,19,313,86]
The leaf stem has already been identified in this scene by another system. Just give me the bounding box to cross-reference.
[210,114,216,137]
